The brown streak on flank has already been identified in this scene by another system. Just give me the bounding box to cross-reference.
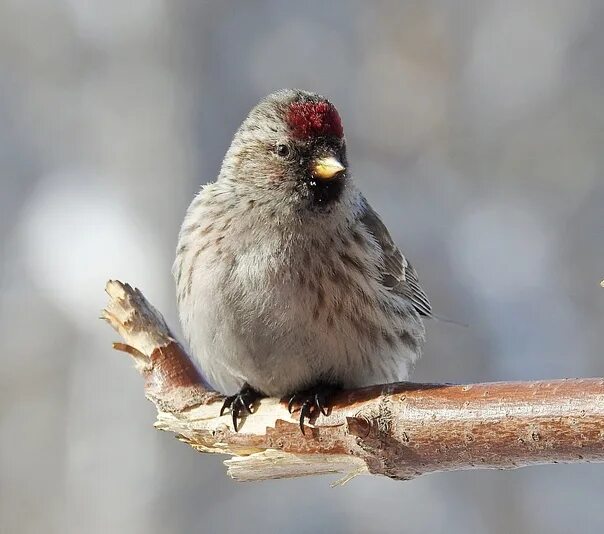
[339,234,352,249]
[352,227,365,247]
[317,285,325,307]
[185,247,204,297]
[185,271,193,297]
[313,285,326,321]
[306,276,317,292]
[192,245,204,265]
[325,262,339,283]
[358,287,374,307]
[174,259,183,286]
[228,253,238,269]
[340,251,367,276]
[176,243,188,257]
[200,223,215,235]
[303,249,311,265]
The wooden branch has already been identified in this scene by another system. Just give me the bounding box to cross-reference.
[102,280,604,483]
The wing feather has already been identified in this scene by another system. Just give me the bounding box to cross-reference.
[359,200,432,317]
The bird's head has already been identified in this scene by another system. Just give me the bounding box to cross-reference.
[221,89,349,212]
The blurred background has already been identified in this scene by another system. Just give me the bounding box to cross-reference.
[1,1,604,532]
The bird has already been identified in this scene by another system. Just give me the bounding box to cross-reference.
[173,89,431,432]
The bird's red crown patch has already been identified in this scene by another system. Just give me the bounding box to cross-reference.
[286,101,344,140]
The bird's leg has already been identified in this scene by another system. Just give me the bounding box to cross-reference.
[220,383,265,432]
[287,383,341,434]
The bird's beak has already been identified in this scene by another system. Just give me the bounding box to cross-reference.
[312,156,345,181]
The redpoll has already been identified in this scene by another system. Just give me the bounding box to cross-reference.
[174,89,431,432]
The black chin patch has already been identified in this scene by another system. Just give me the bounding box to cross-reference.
[307,175,345,208]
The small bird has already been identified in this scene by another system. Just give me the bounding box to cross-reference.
[174,89,431,432]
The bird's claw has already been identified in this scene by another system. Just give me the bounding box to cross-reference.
[287,385,336,434]
[220,384,263,432]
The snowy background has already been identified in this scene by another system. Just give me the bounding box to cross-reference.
[2,1,604,532]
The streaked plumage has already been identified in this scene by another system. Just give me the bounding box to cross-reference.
[173,89,430,414]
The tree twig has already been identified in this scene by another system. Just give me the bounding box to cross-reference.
[102,280,604,483]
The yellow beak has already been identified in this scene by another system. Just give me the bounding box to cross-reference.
[312,156,345,181]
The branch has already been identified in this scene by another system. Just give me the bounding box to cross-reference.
[102,280,604,483]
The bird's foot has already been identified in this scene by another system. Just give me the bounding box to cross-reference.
[220,383,264,432]
[287,383,340,435]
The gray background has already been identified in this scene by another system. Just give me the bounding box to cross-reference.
[2,1,604,533]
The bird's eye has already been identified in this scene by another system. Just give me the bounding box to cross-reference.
[276,144,291,158]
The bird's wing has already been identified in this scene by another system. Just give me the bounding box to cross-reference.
[359,200,432,317]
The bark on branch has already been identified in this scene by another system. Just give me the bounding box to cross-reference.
[102,280,604,483]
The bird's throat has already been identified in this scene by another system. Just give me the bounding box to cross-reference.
[307,175,346,209]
